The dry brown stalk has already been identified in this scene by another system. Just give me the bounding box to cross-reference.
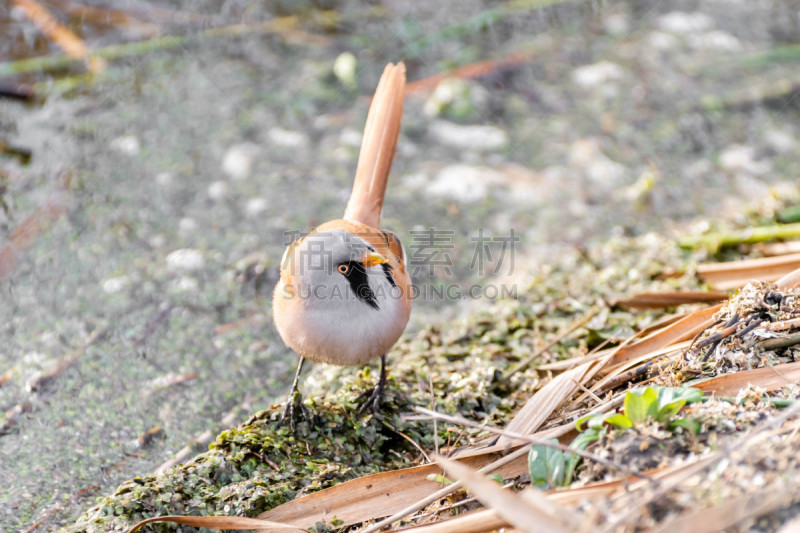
[12,0,106,72]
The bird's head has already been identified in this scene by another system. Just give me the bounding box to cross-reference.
[280,229,392,311]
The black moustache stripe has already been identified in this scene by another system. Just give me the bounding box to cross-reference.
[382,263,396,288]
[340,261,379,310]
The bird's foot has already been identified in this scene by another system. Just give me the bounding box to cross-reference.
[279,389,313,434]
[357,354,388,416]
[356,378,386,415]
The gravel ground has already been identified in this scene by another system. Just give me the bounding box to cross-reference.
[1,0,799,530]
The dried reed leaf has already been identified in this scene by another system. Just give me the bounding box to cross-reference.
[694,361,800,396]
[776,264,800,290]
[259,452,527,530]
[499,360,606,446]
[606,305,721,369]
[126,514,305,533]
[614,291,727,309]
[404,50,533,95]
[433,454,571,533]
[582,344,687,400]
[649,489,788,533]
[398,508,506,533]
[752,241,800,256]
[698,253,800,290]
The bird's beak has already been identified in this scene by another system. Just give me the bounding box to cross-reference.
[363,251,388,268]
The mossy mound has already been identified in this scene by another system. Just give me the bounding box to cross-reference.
[64,233,705,532]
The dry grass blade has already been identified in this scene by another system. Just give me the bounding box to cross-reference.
[605,305,721,369]
[613,290,727,309]
[698,253,800,290]
[432,454,572,533]
[694,361,800,396]
[505,306,601,377]
[401,462,692,533]
[413,408,653,482]
[354,447,531,533]
[397,508,508,533]
[126,515,305,533]
[650,489,790,533]
[261,449,529,531]
[499,360,606,446]
[580,343,687,401]
[404,49,535,95]
[776,264,800,289]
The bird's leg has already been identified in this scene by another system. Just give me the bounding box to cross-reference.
[357,354,387,414]
[280,356,312,432]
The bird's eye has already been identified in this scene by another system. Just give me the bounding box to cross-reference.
[337,263,350,275]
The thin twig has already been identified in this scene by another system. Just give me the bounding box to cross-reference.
[429,373,439,457]
[754,332,800,351]
[381,420,431,463]
[505,306,602,377]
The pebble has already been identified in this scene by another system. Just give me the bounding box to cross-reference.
[333,52,357,89]
[428,120,508,151]
[425,164,503,203]
[656,11,715,34]
[603,13,630,36]
[569,138,627,185]
[572,61,625,89]
[763,130,795,154]
[268,127,309,149]
[719,144,771,175]
[645,31,680,51]
[207,180,230,201]
[166,249,205,273]
[178,217,198,236]
[687,30,742,52]
[102,275,129,294]
[109,135,140,156]
[173,276,200,292]
[155,172,173,187]
[245,197,269,218]
[339,128,363,148]
[222,142,260,181]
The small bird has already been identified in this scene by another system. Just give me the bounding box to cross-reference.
[272,62,412,426]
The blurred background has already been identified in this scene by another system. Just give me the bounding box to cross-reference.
[1,0,799,529]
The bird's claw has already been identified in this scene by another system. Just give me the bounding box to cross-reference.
[356,379,385,415]
[280,390,313,434]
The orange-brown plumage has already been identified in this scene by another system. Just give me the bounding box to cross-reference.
[272,63,411,421]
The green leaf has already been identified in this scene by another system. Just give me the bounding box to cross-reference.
[576,412,613,431]
[656,386,703,422]
[565,429,602,483]
[488,473,505,485]
[528,441,567,490]
[426,474,453,485]
[669,418,700,434]
[575,414,592,432]
[570,428,602,451]
[605,413,634,429]
[624,387,658,424]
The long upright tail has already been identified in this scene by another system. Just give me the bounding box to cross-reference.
[343,62,406,229]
